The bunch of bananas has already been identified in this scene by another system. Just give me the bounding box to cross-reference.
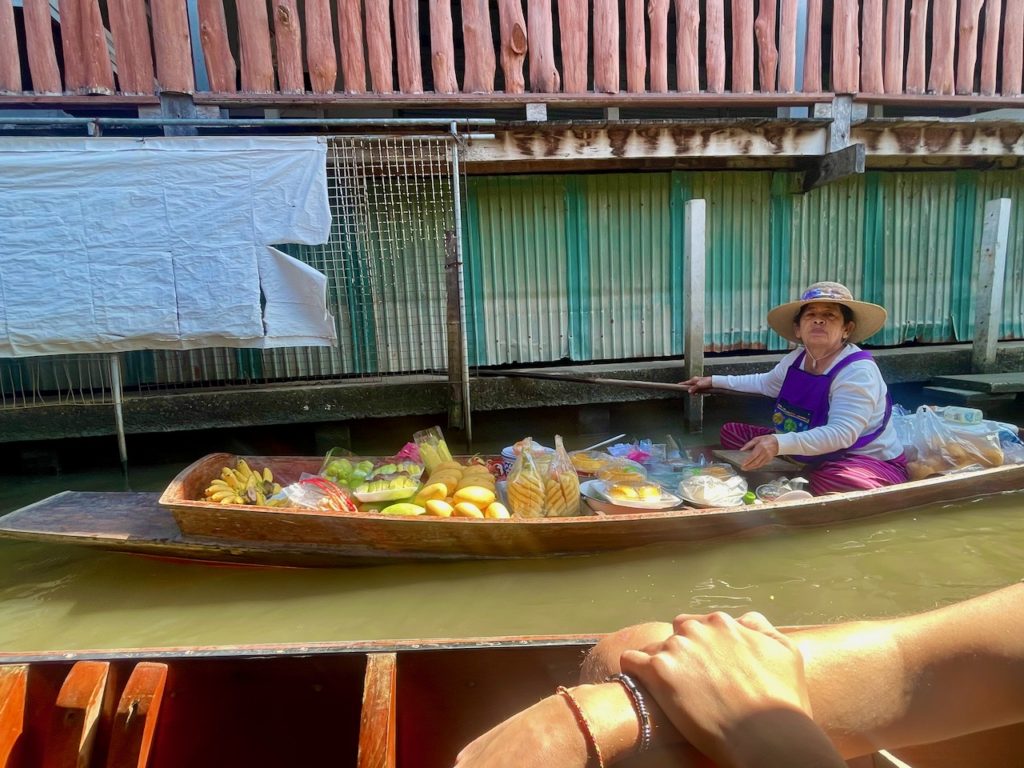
[203,459,284,506]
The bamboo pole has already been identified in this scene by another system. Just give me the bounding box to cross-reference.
[528,0,560,91]
[754,0,777,91]
[593,0,618,92]
[151,0,194,92]
[927,0,955,93]
[338,0,367,93]
[394,0,423,93]
[676,0,700,92]
[955,0,984,94]
[275,0,307,93]
[979,0,1002,95]
[732,0,755,92]
[22,0,62,93]
[625,0,645,92]
[107,0,155,94]
[430,0,459,93]
[883,0,905,93]
[198,0,236,92]
[558,0,589,92]
[365,0,394,93]
[497,0,528,93]
[803,0,822,90]
[463,0,496,92]
[648,0,670,91]
[235,0,274,92]
[860,0,884,92]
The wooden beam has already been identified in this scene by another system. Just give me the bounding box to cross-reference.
[338,0,367,93]
[357,653,397,768]
[107,0,155,94]
[594,0,619,93]
[0,0,21,92]
[971,198,1011,373]
[0,665,27,767]
[45,661,109,768]
[275,0,308,93]
[497,0,527,94]
[800,142,865,192]
[365,0,394,93]
[393,0,423,93]
[676,0,700,92]
[22,0,62,94]
[648,0,670,91]
[235,0,274,92]
[151,0,196,93]
[683,199,705,433]
[430,0,459,94]
[197,0,236,92]
[558,0,588,92]
[462,0,496,92]
[105,663,167,768]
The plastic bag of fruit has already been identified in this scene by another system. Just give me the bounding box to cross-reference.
[319,448,377,490]
[273,475,360,514]
[543,435,581,517]
[505,438,546,518]
[413,426,454,474]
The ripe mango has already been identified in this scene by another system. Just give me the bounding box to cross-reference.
[424,499,454,517]
[380,502,426,516]
[452,501,485,518]
[454,486,496,507]
[485,502,510,519]
[414,482,449,505]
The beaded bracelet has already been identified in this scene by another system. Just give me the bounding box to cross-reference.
[606,673,653,753]
[555,685,605,768]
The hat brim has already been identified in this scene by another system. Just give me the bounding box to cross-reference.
[766,298,887,344]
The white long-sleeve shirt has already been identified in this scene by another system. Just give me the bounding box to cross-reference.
[712,345,905,460]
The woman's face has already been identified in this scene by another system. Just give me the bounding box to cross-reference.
[793,302,855,351]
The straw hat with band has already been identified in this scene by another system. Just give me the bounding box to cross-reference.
[766,281,887,345]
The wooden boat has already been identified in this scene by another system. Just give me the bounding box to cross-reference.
[0,636,1019,768]
[1,451,1023,567]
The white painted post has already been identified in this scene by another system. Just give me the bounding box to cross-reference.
[683,199,706,433]
[972,198,1012,373]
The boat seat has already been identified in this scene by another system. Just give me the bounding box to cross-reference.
[105,662,167,768]
[47,661,110,768]
[0,665,28,767]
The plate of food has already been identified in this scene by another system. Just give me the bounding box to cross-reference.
[580,479,682,510]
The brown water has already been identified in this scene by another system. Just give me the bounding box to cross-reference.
[1,400,1023,654]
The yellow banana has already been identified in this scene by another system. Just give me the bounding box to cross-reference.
[262,467,273,483]
[236,459,252,481]
[210,489,236,502]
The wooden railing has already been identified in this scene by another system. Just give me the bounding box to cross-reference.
[0,0,1022,105]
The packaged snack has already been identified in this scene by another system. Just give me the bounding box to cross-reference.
[597,458,647,483]
[569,450,614,476]
[894,405,1005,480]
[505,438,546,518]
[413,426,454,474]
[319,448,376,490]
[678,474,748,507]
[274,475,360,514]
[543,436,582,517]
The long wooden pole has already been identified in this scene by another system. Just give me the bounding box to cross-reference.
[475,369,745,397]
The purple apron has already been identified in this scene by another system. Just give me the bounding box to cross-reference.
[772,350,892,464]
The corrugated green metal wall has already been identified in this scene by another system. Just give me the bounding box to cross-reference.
[464,169,1024,364]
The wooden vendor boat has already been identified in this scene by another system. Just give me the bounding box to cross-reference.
[1,451,1023,567]
[0,636,1018,768]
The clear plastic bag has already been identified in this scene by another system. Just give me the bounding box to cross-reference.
[543,436,581,517]
[505,438,546,518]
[319,448,376,490]
[413,426,454,474]
[273,475,360,514]
[895,405,1005,480]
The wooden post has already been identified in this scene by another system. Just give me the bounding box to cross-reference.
[971,199,1011,374]
[393,0,423,92]
[732,0,755,92]
[151,0,195,93]
[338,0,367,93]
[883,0,905,93]
[676,0,700,92]
[753,0,777,91]
[198,0,236,91]
[705,0,725,91]
[107,0,156,94]
[357,654,397,768]
[235,0,274,92]
[648,0,670,91]
[47,661,110,767]
[275,0,307,93]
[430,0,459,93]
[462,0,496,92]
[558,0,589,92]
[23,0,62,93]
[0,665,27,766]
[497,0,528,93]
[979,0,1002,95]
[105,663,168,768]
[831,0,858,92]
[593,0,619,92]
[860,0,884,92]
[928,0,955,93]
[528,0,560,91]
[81,0,116,92]
[803,0,823,91]
[0,0,22,91]
[683,200,706,434]
[1002,0,1024,95]
[906,0,929,93]
[365,0,394,93]
[625,0,645,92]
[777,0,797,91]
[955,0,984,94]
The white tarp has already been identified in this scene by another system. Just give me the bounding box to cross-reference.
[0,135,337,357]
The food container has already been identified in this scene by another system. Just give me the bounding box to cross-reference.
[579,479,682,513]
[569,450,614,476]
[596,458,647,483]
[678,474,748,508]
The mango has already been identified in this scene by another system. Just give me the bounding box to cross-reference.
[454,486,496,507]
[452,501,485,518]
[414,482,449,505]
[424,499,454,517]
[380,502,426,516]
[485,502,511,519]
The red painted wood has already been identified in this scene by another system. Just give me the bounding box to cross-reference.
[336,0,366,93]
[1002,0,1024,95]
[80,0,116,93]
[429,0,459,94]
[274,0,308,93]
[754,0,778,91]
[831,0,859,92]
[0,0,20,92]
[803,0,823,90]
[777,0,797,91]
[647,0,670,91]
[906,0,929,93]
[197,0,236,92]
[365,0,393,93]
[860,0,884,92]
[0,666,27,767]
[927,0,956,93]
[625,0,645,92]
[956,0,985,94]
[393,0,423,93]
[883,0,906,93]
[22,0,62,93]
[732,0,754,92]
[105,663,167,768]
[462,0,496,92]
[558,0,589,93]
[528,0,560,91]
[236,0,275,92]
[979,0,1002,94]
[593,0,619,92]
[676,0,700,92]
[106,0,155,94]
[44,661,110,768]
[150,0,193,92]
[58,0,85,91]
[497,0,527,93]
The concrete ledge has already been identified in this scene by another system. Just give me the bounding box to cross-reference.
[1,343,1021,443]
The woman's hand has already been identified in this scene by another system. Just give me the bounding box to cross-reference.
[739,434,780,469]
[680,376,712,394]
[620,612,843,768]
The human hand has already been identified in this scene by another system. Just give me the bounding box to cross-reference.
[679,376,712,394]
[620,611,832,768]
[739,434,779,469]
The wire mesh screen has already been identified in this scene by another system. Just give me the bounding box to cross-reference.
[0,136,459,409]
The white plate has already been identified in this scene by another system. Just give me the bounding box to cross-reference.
[580,480,682,510]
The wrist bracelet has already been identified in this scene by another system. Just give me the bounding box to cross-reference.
[555,685,605,768]
[606,673,653,753]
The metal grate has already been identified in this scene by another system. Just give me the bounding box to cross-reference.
[0,135,461,409]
